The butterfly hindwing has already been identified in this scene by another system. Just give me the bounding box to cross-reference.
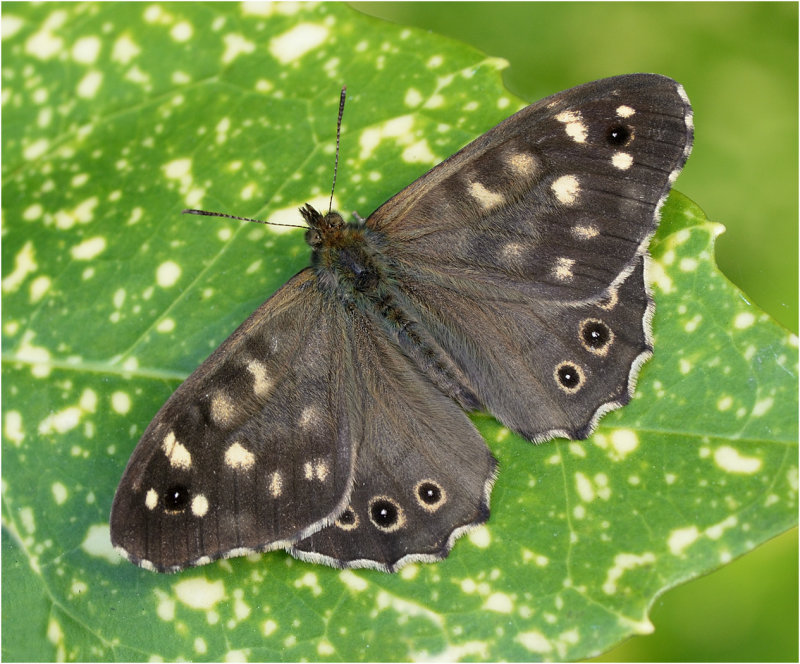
[290,306,496,570]
[393,254,652,440]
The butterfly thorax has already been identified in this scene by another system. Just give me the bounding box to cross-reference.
[301,203,386,299]
[300,203,481,410]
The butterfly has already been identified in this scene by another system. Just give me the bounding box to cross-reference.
[110,74,693,573]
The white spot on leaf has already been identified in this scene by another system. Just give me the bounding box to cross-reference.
[734,311,755,329]
[71,237,106,260]
[602,552,655,594]
[156,260,181,288]
[468,525,490,548]
[52,482,68,505]
[714,446,762,474]
[517,630,552,654]
[483,592,513,613]
[81,524,120,564]
[174,578,225,610]
[668,525,699,556]
[269,23,327,64]
[2,241,37,293]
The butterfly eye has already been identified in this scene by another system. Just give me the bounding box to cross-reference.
[605,124,631,146]
[580,319,614,355]
[305,228,323,248]
[554,362,585,394]
[415,480,446,512]
[163,485,191,512]
[368,496,405,532]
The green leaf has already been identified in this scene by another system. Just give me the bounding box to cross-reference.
[2,3,796,662]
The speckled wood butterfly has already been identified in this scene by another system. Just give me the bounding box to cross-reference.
[111,74,693,572]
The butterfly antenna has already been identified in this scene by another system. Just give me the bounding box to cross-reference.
[182,209,306,230]
[328,86,346,215]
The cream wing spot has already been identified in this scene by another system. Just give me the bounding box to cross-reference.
[501,242,524,263]
[225,442,255,470]
[313,459,329,481]
[573,224,599,240]
[506,151,538,176]
[145,488,158,510]
[555,110,587,143]
[616,105,635,118]
[553,257,576,281]
[611,152,633,170]
[162,431,192,469]
[269,471,282,497]
[246,359,273,397]
[210,392,235,425]
[468,180,505,210]
[551,175,580,205]
[191,494,209,517]
[303,458,329,481]
[299,406,320,429]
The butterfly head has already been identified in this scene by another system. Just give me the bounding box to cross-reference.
[300,203,346,249]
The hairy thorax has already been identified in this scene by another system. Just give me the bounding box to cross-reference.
[304,205,479,410]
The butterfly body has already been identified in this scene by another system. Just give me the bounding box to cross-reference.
[304,203,481,410]
[111,74,693,572]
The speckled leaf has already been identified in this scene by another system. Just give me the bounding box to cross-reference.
[2,3,796,662]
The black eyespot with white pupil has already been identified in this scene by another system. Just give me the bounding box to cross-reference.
[335,506,359,531]
[163,485,190,511]
[368,496,405,532]
[606,124,631,146]
[414,480,447,513]
[555,362,584,394]
[558,364,579,387]
[418,482,442,505]
[371,500,397,526]
[582,320,610,349]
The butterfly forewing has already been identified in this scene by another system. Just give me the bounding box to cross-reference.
[110,271,360,571]
[369,74,692,302]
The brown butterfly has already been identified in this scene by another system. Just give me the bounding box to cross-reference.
[111,74,693,572]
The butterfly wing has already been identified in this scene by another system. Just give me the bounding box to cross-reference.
[394,253,653,441]
[111,268,495,572]
[369,74,692,302]
[289,304,496,571]
[110,270,360,572]
[366,74,692,440]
